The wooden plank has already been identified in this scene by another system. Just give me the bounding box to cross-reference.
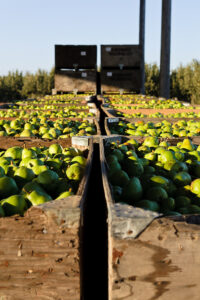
[55,45,97,70]
[101,70,141,93]
[55,70,97,93]
[101,45,142,69]
[112,217,200,300]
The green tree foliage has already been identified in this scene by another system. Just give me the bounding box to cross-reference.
[145,60,200,103]
[1,62,200,103]
[145,63,160,97]
[0,68,54,101]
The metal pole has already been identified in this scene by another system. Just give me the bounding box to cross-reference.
[160,0,172,98]
[139,0,146,94]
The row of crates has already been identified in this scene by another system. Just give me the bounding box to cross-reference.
[55,44,142,70]
[54,69,141,94]
[54,45,142,94]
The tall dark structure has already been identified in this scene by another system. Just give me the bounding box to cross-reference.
[160,0,172,98]
[139,0,146,94]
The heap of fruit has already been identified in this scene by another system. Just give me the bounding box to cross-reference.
[7,104,90,110]
[0,118,96,138]
[115,111,200,119]
[108,119,200,138]
[0,144,87,217]
[0,108,96,119]
[106,138,200,216]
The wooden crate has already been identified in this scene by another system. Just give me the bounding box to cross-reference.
[104,117,200,137]
[55,70,97,93]
[0,137,93,299]
[101,70,141,93]
[55,45,97,70]
[100,136,200,300]
[101,45,142,69]
[101,106,200,119]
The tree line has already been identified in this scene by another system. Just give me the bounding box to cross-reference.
[0,60,200,103]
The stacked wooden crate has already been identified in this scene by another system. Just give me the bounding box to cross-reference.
[100,45,142,94]
[54,45,97,94]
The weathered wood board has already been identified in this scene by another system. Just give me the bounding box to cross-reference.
[101,45,142,69]
[101,70,141,93]
[100,136,200,300]
[55,45,97,70]
[55,70,97,93]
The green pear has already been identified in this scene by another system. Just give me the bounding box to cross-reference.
[27,190,52,206]
[66,164,84,181]
[109,170,130,188]
[27,158,44,168]
[37,170,59,192]
[136,200,160,212]
[145,186,168,203]
[22,148,37,160]
[71,156,87,166]
[112,185,123,202]
[0,166,5,177]
[42,133,53,139]
[175,196,191,208]
[121,177,143,204]
[0,176,18,199]
[180,139,195,151]
[112,149,124,162]
[4,147,22,160]
[191,179,200,195]
[22,181,47,195]
[122,158,143,177]
[56,178,73,195]
[173,172,191,187]
[20,129,33,138]
[0,205,5,217]
[56,190,74,200]
[1,195,26,216]
[19,157,32,167]
[32,165,49,175]
[14,167,35,188]
[48,144,63,155]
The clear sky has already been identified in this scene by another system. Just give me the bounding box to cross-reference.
[0,0,199,75]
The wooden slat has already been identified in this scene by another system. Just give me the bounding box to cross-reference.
[101,45,142,69]
[55,70,97,93]
[101,70,141,93]
[55,45,97,70]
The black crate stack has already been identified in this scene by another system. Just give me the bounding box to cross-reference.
[100,45,142,94]
[54,45,97,94]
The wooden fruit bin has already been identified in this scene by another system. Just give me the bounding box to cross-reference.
[0,117,101,139]
[100,135,200,300]
[0,136,93,299]
[2,102,97,109]
[104,117,200,138]
[101,106,200,119]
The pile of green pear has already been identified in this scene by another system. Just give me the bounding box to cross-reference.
[111,101,193,109]
[109,119,200,138]
[42,93,93,103]
[0,118,96,139]
[115,111,200,119]
[0,109,96,119]
[0,143,87,217]
[105,94,193,108]
[104,94,152,104]
[7,104,89,110]
[106,138,200,216]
